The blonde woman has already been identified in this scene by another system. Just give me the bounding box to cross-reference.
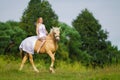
[36,17,48,53]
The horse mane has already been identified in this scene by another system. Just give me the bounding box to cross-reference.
[50,28,53,34]
[47,28,54,39]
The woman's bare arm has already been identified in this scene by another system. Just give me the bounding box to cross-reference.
[36,24,39,36]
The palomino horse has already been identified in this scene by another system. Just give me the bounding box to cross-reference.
[19,27,60,73]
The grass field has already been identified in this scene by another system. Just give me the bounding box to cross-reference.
[0,55,120,80]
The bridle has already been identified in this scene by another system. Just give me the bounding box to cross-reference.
[53,32,60,41]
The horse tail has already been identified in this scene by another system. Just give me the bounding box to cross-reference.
[20,48,24,59]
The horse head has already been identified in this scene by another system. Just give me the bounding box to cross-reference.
[51,27,60,41]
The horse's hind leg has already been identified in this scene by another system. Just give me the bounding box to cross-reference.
[20,49,24,58]
[19,53,28,71]
[28,54,39,73]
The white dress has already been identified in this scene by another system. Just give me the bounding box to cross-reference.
[38,24,47,39]
[19,36,38,54]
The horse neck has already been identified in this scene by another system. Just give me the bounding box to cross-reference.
[48,32,55,41]
[47,31,58,50]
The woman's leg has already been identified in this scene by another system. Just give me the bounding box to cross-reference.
[37,39,46,53]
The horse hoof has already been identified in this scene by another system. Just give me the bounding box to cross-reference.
[35,69,39,73]
[36,70,39,73]
[49,70,55,73]
[19,68,22,71]
[49,68,55,73]
[52,70,55,73]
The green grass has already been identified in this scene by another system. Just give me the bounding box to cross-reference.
[0,55,120,80]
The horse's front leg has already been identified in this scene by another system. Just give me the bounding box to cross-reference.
[28,54,39,73]
[47,51,55,73]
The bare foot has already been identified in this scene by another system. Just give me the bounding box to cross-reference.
[37,49,40,53]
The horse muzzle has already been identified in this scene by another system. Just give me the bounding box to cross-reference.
[55,36,60,41]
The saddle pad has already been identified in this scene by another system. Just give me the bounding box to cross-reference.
[19,36,38,54]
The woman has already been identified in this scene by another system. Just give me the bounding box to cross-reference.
[36,17,48,53]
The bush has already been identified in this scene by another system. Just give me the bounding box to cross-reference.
[0,21,27,55]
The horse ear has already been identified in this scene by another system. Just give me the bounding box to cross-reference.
[50,28,53,33]
[59,26,62,31]
[52,26,55,29]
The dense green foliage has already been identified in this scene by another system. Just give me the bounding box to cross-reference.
[20,0,58,36]
[72,9,120,67]
[57,22,82,61]
[57,22,91,64]
[0,21,27,54]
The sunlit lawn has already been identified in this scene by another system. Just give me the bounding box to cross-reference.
[0,55,120,80]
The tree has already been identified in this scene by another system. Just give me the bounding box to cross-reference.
[72,9,119,67]
[0,22,10,54]
[0,21,27,54]
[57,22,91,64]
[59,23,82,61]
[20,0,58,36]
